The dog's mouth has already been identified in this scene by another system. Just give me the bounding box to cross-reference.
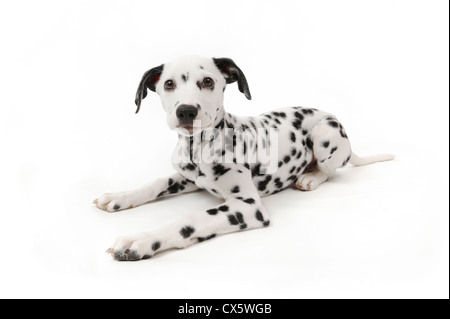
[176,122,212,135]
[180,125,194,133]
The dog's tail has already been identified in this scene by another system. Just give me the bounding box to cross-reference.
[349,152,394,166]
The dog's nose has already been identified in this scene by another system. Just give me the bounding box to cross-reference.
[176,105,198,125]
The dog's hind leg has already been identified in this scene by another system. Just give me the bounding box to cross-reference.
[296,117,352,191]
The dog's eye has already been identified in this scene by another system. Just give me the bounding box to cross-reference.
[164,80,176,91]
[202,77,214,87]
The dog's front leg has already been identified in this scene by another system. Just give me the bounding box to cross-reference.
[108,175,270,261]
[93,173,198,212]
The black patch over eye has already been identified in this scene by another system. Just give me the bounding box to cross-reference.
[164,80,176,91]
[202,77,214,88]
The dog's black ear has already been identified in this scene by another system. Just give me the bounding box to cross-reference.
[134,64,164,113]
[213,58,251,100]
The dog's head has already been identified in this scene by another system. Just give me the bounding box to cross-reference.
[135,55,251,135]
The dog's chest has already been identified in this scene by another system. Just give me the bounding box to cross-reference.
[171,134,224,184]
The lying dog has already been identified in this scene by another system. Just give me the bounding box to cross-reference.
[94,55,393,261]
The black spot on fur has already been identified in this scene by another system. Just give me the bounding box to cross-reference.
[255,210,270,226]
[227,214,239,225]
[294,112,304,121]
[252,163,262,176]
[292,119,302,130]
[342,155,351,167]
[157,191,165,198]
[255,210,264,221]
[152,241,161,252]
[302,129,308,135]
[278,161,283,168]
[215,119,224,129]
[322,140,330,148]
[213,164,231,177]
[180,226,195,238]
[289,166,297,174]
[291,148,297,156]
[274,178,283,189]
[243,198,255,204]
[301,108,314,115]
[113,204,121,211]
[167,182,183,194]
[330,146,338,154]
[184,163,196,170]
[207,208,219,215]
[198,234,216,242]
[279,112,286,118]
[228,212,247,228]
[181,74,187,82]
[258,175,272,191]
[168,178,174,186]
[196,81,202,90]
[328,120,339,128]
[218,205,229,212]
[296,150,303,159]
[284,155,291,163]
[236,212,244,224]
[290,132,296,142]
[199,65,204,69]
[231,185,240,193]
[306,136,314,149]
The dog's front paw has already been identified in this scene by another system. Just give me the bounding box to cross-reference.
[93,193,134,212]
[107,235,160,261]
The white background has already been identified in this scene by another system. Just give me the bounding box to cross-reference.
[0,0,448,298]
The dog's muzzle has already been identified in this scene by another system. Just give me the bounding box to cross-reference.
[176,105,198,128]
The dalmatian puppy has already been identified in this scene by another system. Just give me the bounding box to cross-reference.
[94,55,393,261]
